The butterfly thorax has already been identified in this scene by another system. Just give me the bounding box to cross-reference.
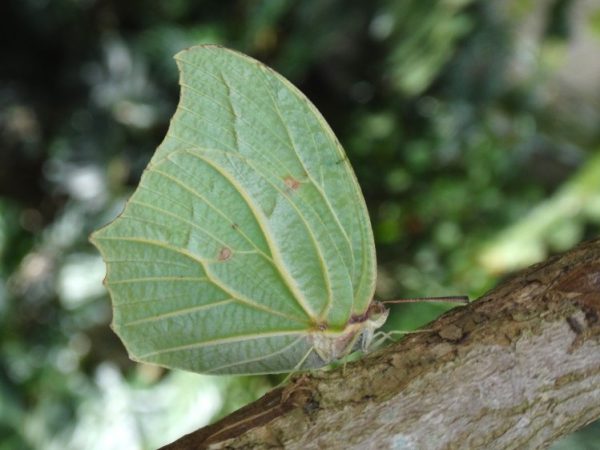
[309,301,389,364]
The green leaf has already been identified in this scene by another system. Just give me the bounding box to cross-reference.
[91,46,381,374]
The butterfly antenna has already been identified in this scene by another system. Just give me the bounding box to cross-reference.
[382,295,469,305]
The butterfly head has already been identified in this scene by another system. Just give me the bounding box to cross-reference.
[309,301,389,365]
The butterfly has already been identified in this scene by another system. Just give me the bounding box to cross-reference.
[92,45,463,375]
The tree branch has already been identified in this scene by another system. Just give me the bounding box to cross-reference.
[162,239,600,449]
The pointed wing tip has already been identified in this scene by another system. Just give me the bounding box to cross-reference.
[110,321,141,364]
[88,224,113,255]
[88,230,99,246]
[89,217,116,244]
[89,228,108,260]
[128,350,142,363]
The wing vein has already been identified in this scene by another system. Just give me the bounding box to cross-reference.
[175,150,318,320]
[122,298,235,326]
[96,236,307,324]
[107,276,208,285]
[179,73,354,265]
[148,166,272,261]
[139,330,304,359]
[206,335,306,373]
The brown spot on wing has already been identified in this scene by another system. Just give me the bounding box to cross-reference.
[284,176,301,191]
[218,247,232,261]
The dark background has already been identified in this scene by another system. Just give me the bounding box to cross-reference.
[1,0,599,448]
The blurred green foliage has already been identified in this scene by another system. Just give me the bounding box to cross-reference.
[1,0,599,448]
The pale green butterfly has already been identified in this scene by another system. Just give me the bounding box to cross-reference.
[91,45,461,375]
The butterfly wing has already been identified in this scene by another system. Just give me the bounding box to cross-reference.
[91,46,376,374]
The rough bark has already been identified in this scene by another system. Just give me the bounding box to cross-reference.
[161,239,600,450]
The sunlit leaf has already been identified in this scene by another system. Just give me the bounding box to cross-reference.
[480,153,600,273]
